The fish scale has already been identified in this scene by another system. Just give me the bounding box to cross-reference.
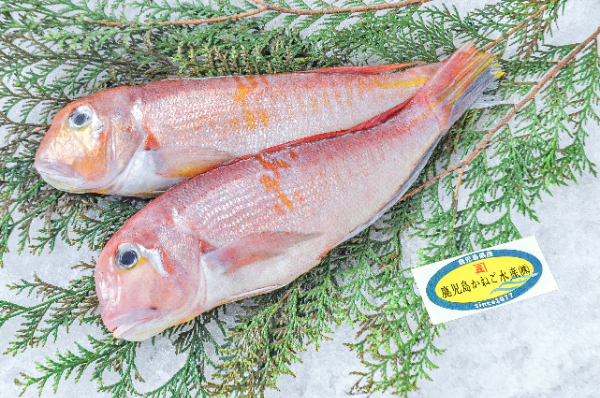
[141,72,435,153]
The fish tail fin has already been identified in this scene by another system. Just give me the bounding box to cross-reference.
[415,43,498,125]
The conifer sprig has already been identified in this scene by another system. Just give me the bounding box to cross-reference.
[0,265,98,356]
[83,0,432,27]
[0,0,598,397]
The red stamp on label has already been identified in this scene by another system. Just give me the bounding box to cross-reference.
[473,262,487,274]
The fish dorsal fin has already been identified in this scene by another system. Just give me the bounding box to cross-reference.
[204,232,320,274]
[148,146,235,178]
[297,62,419,75]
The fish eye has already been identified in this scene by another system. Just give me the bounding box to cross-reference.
[68,106,93,129]
[116,243,140,270]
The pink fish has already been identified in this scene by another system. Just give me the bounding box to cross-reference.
[34,62,440,196]
[95,44,496,340]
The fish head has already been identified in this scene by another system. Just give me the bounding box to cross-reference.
[34,87,144,194]
[95,207,205,341]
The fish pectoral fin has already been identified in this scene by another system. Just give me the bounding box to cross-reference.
[204,232,320,274]
[298,62,420,75]
[149,146,235,178]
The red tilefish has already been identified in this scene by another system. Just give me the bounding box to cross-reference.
[34,62,441,196]
[95,44,496,340]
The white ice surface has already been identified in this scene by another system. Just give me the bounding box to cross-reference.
[2,1,600,397]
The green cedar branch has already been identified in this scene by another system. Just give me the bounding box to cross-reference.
[1,270,98,356]
[15,337,139,397]
[454,23,600,201]
[399,23,600,205]
[482,4,549,52]
[83,0,432,27]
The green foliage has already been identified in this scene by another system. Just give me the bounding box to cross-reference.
[0,262,97,355]
[0,0,598,397]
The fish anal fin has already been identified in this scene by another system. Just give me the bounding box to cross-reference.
[298,62,420,75]
[205,232,320,274]
[149,146,234,178]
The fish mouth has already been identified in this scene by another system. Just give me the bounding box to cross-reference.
[34,158,99,193]
[34,158,79,179]
[104,308,160,340]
